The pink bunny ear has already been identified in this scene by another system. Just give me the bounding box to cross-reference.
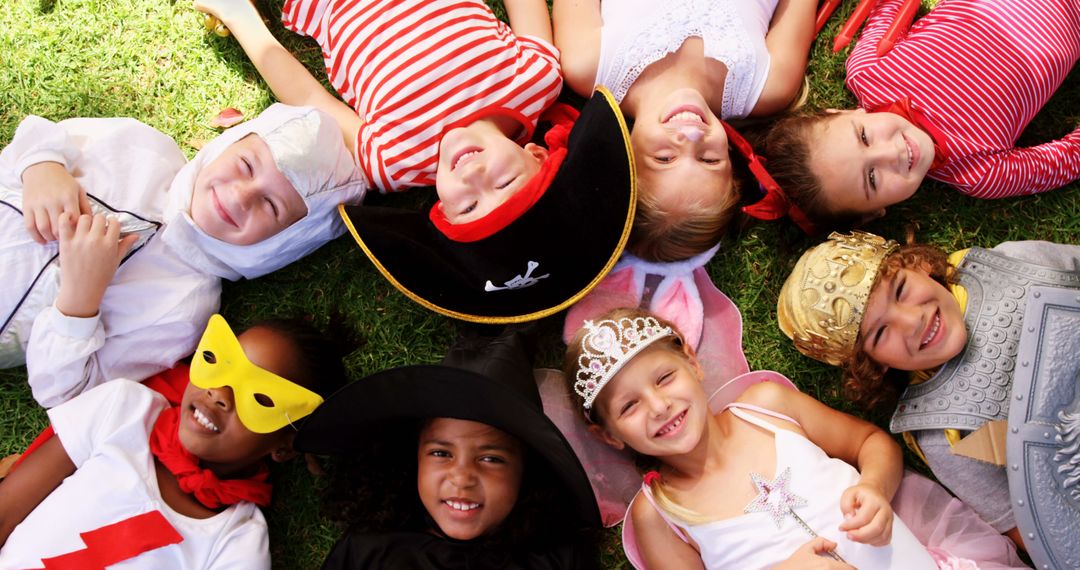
[563,265,640,344]
[693,268,750,389]
[649,275,704,349]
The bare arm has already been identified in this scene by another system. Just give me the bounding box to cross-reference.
[752,0,816,117]
[0,435,76,546]
[504,0,554,45]
[551,0,601,98]
[630,493,705,570]
[192,0,362,153]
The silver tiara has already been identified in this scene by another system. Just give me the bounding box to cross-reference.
[575,316,674,409]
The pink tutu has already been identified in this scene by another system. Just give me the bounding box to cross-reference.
[893,472,1028,570]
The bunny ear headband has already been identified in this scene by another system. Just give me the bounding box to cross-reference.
[724,122,817,235]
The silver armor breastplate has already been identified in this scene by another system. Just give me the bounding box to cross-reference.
[890,247,1080,434]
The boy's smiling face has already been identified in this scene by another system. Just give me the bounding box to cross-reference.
[809,110,935,218]
[859,265,968,371]
[178,326,300,477]
[190,134,308,245]
[416,417,525,541]
[435,120,548,225]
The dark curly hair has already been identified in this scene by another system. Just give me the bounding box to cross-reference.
[842,243,956,409]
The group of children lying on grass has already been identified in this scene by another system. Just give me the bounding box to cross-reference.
[0,0,1077,567]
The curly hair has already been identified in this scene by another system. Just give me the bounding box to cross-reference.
[762,112,869,231]
[628,173,742,262]
[320,418,585,552]
[842,243,955,409]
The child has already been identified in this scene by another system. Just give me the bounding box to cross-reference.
[778,230,1080,566]
[565,307,1025,569]
[1,103,364,408]
[551,0,816,260]
[295,327,602,568]
[194,0,637,324]
[0,314,346,568]
[762,0,1080,229]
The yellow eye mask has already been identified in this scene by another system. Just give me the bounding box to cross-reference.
[190,314,324,434]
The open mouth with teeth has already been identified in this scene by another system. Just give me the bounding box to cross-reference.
[193,407,220,432]
[443,499,482,513]
[655,410,688,438]
[663,106,707,126]
[451,148,482,171]
[920,310,942,349]
[903,135,916,171]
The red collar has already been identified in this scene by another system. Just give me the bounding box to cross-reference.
[149,406,272,509]
[870,97,950,170]
[430,104,579,242]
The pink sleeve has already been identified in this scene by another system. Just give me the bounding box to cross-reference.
[940,126,1080,198]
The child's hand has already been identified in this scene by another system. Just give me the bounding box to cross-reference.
[21,162,92,244]
[772,538,855,570]
[192,0,260,30]
[839,482,894,546]
[54,213,139,319]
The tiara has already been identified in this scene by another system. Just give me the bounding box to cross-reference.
[575,316,674,409]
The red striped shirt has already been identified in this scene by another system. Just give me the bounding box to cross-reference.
[846,0,1080,199]
[282,0,562,192]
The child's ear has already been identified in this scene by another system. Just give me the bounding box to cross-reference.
[680,341,705,381]
[523,142,549,164]
[854,208,888,227]
[587,423,626,451]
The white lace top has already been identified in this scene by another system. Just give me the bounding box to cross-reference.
[594,0,776,119]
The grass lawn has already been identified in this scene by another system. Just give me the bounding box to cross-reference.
[1,0,1076,567]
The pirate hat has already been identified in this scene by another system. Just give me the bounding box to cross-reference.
[294,327,603,528]
[339,87,635,323]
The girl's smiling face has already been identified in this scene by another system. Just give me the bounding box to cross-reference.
[416,418,525,541]
[190,134,308,245]
[592,344,708,458]
[859,266,968,371]
[809,109,935,217]
[177,326,300,477]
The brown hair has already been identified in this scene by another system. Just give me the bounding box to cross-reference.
[842,243,955,409]
[628,176,742,262]
[762,112,868,231]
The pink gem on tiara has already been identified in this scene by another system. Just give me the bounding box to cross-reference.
[574,316,675,409]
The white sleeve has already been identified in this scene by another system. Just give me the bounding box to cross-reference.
[206,512,271,570]
[46,380,164,467]
[26,297,214,409]
[991,241,1080,272]
[0,116,80,190]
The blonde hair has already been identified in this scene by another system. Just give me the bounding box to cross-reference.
[564,307,711,523]
[628,177,742,262]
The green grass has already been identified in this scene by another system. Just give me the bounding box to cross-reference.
[0,0,1076,567]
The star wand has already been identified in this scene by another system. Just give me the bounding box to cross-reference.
[744,467,849,564]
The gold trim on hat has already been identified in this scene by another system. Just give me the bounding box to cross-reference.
[777,231,898,366]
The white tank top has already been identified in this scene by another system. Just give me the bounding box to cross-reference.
[594,0,775,119]
[643,404,937,569]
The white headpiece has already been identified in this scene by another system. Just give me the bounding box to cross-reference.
[160,104,367,280]
[575,316,674,409]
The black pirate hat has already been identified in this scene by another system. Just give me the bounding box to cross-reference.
[338,87,635,323]
[294,327,602,528]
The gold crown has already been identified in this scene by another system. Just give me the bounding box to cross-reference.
[777,231,898,366]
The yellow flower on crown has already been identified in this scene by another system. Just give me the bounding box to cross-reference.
[777,231,898,366]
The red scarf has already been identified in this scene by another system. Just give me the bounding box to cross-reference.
[148,406,272,509]
[871,97,950,170]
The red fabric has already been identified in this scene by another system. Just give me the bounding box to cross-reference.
[846,0,1080,199]
[149,407,272,509]
[870,97,950,170]
[429,103,579,242]
[727,122,816,234]
[39,511,183,570]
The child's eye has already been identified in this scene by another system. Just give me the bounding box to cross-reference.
[428,449,451,458]
[873,326,886,348]
[699,157,721,165]
[265,197,279,217]
[656,371,674,386]
[868,168,877,191]
[495,177,516,190]
[859,126,869,146]
[654,155,674,164]
[241,158,253,176]
[619,400,638,417]
[895,278,906,301]
[461,202,477,215]
[480,455,506,464]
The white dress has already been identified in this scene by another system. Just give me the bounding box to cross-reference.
[594,0,776,118]
[0,380,270,569]
[0,116,220,408]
